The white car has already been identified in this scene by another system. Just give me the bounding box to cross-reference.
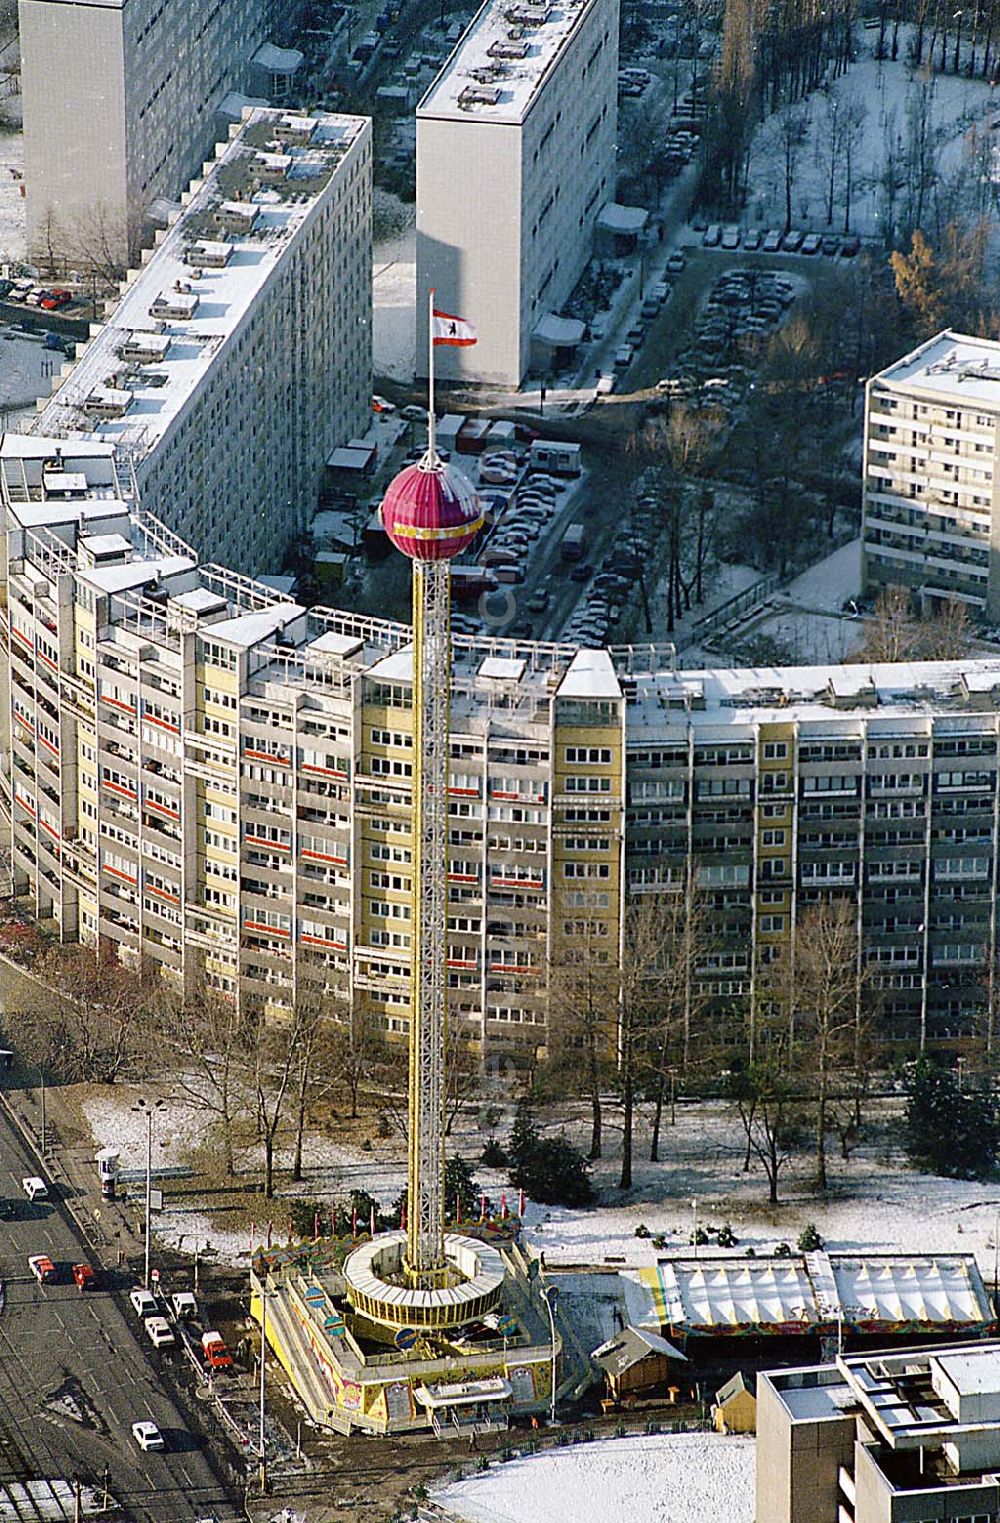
[131,1421,166,1452]
[22,1176,48,1202]
[145,1316,176,1349]
[130,1287,157,1318]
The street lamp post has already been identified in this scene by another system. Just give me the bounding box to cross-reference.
[132,1098,165,1290]
[259,1283,268,1494]
[543,1285,559,1426]
[692,1197,699,1258]
[40,1066,46,1156]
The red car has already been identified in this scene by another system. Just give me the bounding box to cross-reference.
[73,1263,95,1291]
[40,289,72,310]
[28,1254,57,1284]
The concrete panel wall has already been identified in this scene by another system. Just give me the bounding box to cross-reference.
[416,114,523,387]
[21,1,127,265]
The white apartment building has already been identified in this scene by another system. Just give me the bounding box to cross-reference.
[862,330,1000,617]
[8,429,1000,1055]
[415,0,619,387]
[20,0,304,268]
[33,108,372,578]
[758,1341,1000,1523]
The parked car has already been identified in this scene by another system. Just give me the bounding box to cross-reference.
[666,252,686,273]
[781,229,804,252]
[28,1254,57,1284]
[743,227,762,251]
[145,1316,175,1349]
[73,1263,96,1291]
[721,224,741,249]
[131,1421,165,1452]
[371,394,396,414]
[613,343,634,368]
[171,1291,197,1319]
[702,223,722,247]
[22,1176,48,1202]
[40,288,72,310]
[821,235,839,256]
[762,229,782,252]
[801,233,822,254]
[130,1287,157,1318]
[840,234,861,257]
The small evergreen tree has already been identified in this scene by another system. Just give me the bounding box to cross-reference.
[903,1059,999,1180]
[506,1101,592,1207]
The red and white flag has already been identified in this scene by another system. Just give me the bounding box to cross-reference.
[432,308,477,347]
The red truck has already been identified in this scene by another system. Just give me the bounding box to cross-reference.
[201,1331,233,1370]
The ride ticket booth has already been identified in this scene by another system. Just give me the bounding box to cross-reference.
[95,1147,120,1201]
[414,1377,513,1438]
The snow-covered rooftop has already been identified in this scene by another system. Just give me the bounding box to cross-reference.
[33,107,367,457]
[418,0,600,125]
[873,329,1000,409]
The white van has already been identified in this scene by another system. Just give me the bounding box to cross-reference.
[22,1176,48,1202]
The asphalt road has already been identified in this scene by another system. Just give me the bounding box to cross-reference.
[0,1109,234,1523]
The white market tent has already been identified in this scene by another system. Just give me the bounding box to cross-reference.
[633,1252,994,1337]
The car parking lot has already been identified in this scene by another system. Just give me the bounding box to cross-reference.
[698,222,862,259]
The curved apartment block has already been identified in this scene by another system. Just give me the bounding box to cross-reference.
[5,433,1000,1056]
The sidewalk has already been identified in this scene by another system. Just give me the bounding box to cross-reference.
[0,947,144,1261]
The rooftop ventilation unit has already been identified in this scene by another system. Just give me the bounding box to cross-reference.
[273,114,318,143]
[458,83,502,108]
[183,240,232,269]
[927,348,1000,385]
[254,151,293,182]
[214,200,259,234]
[84,388,132,420]
[149,289,199,320]
[505,4,549,25]
[489,38,529,57]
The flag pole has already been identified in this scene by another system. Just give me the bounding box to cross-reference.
[427,286,437,466]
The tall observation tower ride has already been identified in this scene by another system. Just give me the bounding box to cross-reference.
[341,298,507,1332]
[380,393,482,1286]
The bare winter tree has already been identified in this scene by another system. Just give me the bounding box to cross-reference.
[156,987,250,1176]
[777,102,810,232]
[23,945,150,1085]
[791,899,873,1190]
[547,919,619,1160]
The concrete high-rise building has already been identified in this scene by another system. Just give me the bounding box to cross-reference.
[757,1341,1000,1523]
[862,330,1000,617]
[33,108,372,577]
[415,0,618,387]
[5,435,1000,1056]
[20,0,304,269]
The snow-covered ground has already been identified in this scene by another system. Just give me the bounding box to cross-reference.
[438,1433,755,1523]
[0,126,25,268]
[80,1084,510,1264]
[81,1083,1000,1282]
[747,33,999,239]
[717,538,865,664]
[373,219,416,381]
[521,1098,1000,1279]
